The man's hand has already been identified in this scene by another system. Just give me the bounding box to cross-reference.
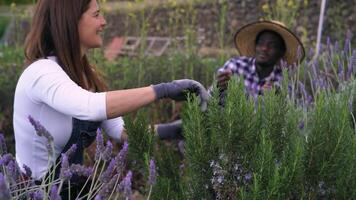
[216,68,232,91]
[262,82,273,90]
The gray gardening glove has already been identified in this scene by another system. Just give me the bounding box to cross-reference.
[152,79,209,111]
[156,119,183,140]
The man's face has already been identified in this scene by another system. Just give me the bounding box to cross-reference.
[255,31,285,67]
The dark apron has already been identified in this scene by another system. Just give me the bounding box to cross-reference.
[56,118,101,200]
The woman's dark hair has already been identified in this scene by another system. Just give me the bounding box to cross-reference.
[25,0,107,92]
[255,30,286,54]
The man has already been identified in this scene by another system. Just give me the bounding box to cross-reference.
[156,20,305,139]
[216,20,305,102]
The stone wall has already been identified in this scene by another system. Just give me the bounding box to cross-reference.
[104,0,356,51]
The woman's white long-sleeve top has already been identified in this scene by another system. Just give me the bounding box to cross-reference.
[13,56,124,180]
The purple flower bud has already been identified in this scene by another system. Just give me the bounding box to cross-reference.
[298,81,308,105]
[0,173,11,200]
[0,153,13,166]
[59,154,72,181]
[70,164,93,177]
[95,128,104,160]
[334,41,339,53]
[6,160,21,184]
[33,190,44,200]
[50,185,62,200]
[102,141,113,161]
[311,60,319,78]
[307,47,314,59]
[148,159,157,186]
[115,142,129,172]
[23,164,32,178]
[298,120,305,130]
[338,61,344,81]
[99,158,116,183]
[28,115,54,157]
[0,134,7,155]
[118,171,132,200]
[243,171,253,185]
[64,144,77,159]
[99,174,119,199]
[344,30,351,53]
[28,115,54,141]
[94,195,102,200]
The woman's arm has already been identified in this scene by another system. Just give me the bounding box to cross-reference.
[106,86,156,119]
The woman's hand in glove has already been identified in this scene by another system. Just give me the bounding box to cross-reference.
[152,79,209,111]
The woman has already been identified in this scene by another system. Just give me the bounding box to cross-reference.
[13,0,208,196]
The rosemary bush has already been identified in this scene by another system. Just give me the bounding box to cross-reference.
[180,76,355,199]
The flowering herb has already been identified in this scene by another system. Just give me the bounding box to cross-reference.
[148,159,157,186]
[95,128,104,160]
[59,153,72,181]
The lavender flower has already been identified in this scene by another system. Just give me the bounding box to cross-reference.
[148,159,157,186]
[0,134,7,155]
[59,153,72,181]
[33,190,44,200]
[0,153,13,166]
[298,120,305,130]
[102,140,113,161]
[95,128,104,160]
[243,171,253,185]
[28,115,54,141]
[70,164,93,177]
[28,115,54,157]
[0,173,11,200]
[99,174,119,200]
[334,41,339,52]
[298,81,308,105]
[94,195,102,200]
[64,144,77,158]
[6,160,20,185]
[50,185,62,200]
[99,158,117,183]
[117,171,132,200]
[23,164,32,178]
[115,141,129,172]
[338,61,344,82]
[343,31,351,53]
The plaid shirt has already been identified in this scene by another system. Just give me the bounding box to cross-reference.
[216,56,283,97]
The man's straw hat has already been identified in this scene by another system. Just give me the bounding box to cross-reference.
[234,20,305,65]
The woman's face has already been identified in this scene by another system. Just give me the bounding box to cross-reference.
[78,0,106,54]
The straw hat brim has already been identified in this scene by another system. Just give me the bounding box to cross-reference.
[234,20,305,66]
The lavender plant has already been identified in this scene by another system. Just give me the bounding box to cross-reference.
[0,114,158,200]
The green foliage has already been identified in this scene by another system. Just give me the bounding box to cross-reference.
[181,76,355,199]
[124,110,184,199]
[0,0,34,5]
[0,45,23,152]
[182,95,213,199]
[125,110,155,172]
[261,0,307,28]
[0,16,10,38]
[150,140,184,200]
